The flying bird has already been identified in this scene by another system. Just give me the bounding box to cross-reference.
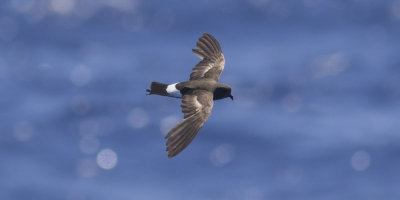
[146,33,233,158]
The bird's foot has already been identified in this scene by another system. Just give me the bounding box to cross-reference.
[146,89,151,95]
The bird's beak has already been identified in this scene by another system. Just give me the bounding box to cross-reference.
[230,95,234,101]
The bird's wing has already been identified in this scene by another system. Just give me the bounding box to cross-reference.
[190,33,225,82]
[165,90,214,158]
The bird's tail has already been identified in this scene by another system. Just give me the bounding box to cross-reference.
[146,82,169,96]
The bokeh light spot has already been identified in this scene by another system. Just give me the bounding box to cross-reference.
[160,115,180,136]
[70,65,92,86]
[50,0,76,15]
[77,158,98,178]
[13,121,34,141]
[311,53,348,78]
[210,144,235,167]
[351,150,371,171]
[79,136,100,155]
[127,108,149,129]
[96,149,118,170]
[391,1,400,20]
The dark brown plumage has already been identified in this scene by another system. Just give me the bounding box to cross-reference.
[147,33,233,158]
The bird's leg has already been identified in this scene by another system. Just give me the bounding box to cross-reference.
[146,89,152,95]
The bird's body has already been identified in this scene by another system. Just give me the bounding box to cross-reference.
[147,33,233,158]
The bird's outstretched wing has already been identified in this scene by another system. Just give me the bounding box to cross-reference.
[190,33,225,82]
[165,90,214,158]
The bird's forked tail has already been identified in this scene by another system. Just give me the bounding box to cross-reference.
[146,82,169,96]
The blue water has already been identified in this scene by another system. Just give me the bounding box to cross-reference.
[1,1,400,199]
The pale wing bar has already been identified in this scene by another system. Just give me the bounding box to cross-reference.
[191,33,225,81]
[165,90,213,158]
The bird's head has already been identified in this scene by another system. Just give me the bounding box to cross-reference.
[214,84,233,101]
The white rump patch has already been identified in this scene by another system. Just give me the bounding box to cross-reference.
[166,83,182,98]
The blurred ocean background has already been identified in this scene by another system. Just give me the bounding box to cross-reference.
[1,0,400,199]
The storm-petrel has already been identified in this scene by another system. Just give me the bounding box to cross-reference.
[146,33,233,158]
